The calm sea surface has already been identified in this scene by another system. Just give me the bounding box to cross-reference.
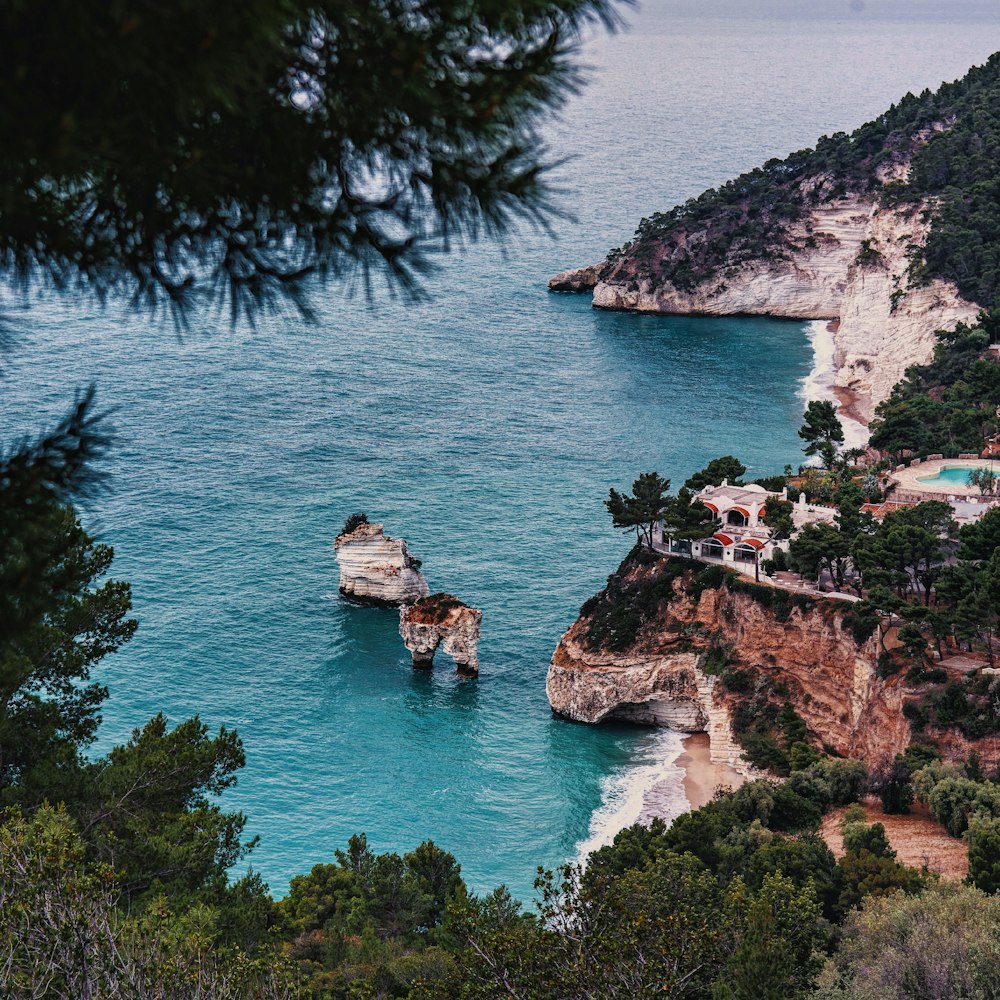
[4,1,999,899]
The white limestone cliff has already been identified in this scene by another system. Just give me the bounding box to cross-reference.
[334,522,429,606]
[546,638,751,774]
[551,194,978,423]
[833,200,978,422]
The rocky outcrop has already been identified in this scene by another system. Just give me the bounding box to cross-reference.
[549,263,601,292]
[585,197,871,320]
[548,558,913,772]
[399,594,482,675]
[334,523,429,606]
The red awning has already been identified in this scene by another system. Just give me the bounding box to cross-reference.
[701,500,720,513]
[713,532,735,546]
[733,505,752,518]
[736,538,766,550]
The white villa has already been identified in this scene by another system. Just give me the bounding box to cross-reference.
[652,479,840,577]
[652,480,784,572]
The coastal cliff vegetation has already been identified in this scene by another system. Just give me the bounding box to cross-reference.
[606,51,1000,314]
[869,320,1000,458]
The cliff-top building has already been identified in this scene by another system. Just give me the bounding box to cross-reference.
[654,480,783,573]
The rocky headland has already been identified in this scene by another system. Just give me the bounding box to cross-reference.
[400,594,482,675]
[547,58,1000,423]
[552,196,976,424]
[334,521,429,606]
[548,550,997,776]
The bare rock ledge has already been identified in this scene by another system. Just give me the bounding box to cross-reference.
[400,594,482,675]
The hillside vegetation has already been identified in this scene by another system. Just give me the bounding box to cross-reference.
[608,52,1000,309]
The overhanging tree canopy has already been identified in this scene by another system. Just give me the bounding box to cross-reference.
[0,0,626,324]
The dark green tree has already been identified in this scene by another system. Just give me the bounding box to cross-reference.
[605,472,672,546]
[798,400,844,469]
[789,521,850,591]
[0,396,136,808]
[0,0,626,322]
[661,486,716,543]
[684,455,747,491]
[762,497,795,540]
[77,713,253,906]
[967,818,1000,895]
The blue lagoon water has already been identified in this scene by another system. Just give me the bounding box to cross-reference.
[3,2,1000,899]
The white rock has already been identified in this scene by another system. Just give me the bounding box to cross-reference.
[334,522,429,606]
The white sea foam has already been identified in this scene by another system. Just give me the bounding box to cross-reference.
[799,320,869,451]
[573,728,688,866]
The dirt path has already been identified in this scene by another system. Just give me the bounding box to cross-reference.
[821,797,968,880]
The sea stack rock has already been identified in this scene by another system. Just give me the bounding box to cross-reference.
[399,594,482,675]
[334,516,429,606]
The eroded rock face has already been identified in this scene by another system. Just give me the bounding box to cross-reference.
[400,594,482,675]
[548,263,601,292]
[552,190,977,420]
[547,561,915,773]
[833,199,977,422]
[334,523,429,606]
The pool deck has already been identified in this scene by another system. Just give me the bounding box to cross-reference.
[890,458,1000,498]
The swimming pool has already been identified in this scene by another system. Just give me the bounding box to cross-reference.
[916,466,977,486]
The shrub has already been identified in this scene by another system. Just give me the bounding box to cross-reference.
[967,817,1000,895]
[340,512,369,535]
[833,882,1000,999]
[842,821,895,860]
[927,777,982,836]
[583,553,689,651]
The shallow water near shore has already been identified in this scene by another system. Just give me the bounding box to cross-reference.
[3,2,1000,900]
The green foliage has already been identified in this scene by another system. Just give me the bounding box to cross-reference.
[799,401,845,469]
[869,322,1000,457]
[0,0,627,320]
[874,756,915,815]
[0,805,293,998]
[923,775,1000,838]
[722,571,815,622]
[279,835,465,995]
[731,697,814,778]
[581,551,689,652]
[340,512,369,536]
[836,844,925,915]
[605,471,672,545]
[852,501,953,604]
[830,882,1000,1000]
[967,817,1000,895]
[0,491,136,807]
[684,455,747,491]
[662,485,717,540]
[790,522,851,591]
[841,822,895,860]
[71,713,253,908]
[761,547,790,576]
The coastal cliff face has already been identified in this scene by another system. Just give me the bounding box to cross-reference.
[833,200,978,421]
[399,594,482,675]
[334,523,429,606]
[551,192,977,421]
[548,557,913,772]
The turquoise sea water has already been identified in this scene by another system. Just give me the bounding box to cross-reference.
[4,2,1000,900]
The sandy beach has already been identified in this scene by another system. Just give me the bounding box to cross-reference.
[677,733,747,810]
